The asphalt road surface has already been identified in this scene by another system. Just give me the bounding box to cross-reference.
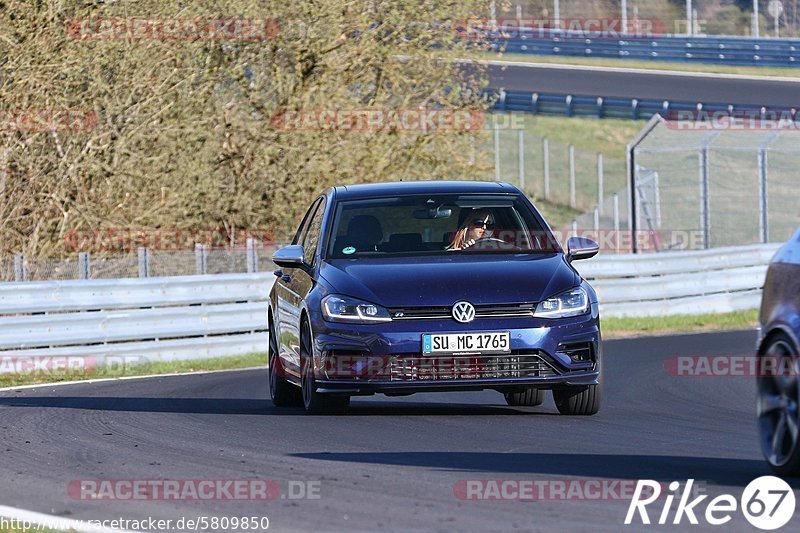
[486,62,800,109]
[0,329,798,532]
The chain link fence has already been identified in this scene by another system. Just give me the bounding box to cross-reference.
[3,241,281,282]
[632,118,800,250]
[485,118,631,234]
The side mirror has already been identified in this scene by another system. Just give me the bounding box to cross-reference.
[272,244,305,268]
[566,237,599,263]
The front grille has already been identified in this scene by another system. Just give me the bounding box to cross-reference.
[389,353,559,381]
[389,303,536,320]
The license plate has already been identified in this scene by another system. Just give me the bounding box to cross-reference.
[422,331,511,355]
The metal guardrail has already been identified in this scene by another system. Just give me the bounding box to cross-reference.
[490,89,785,120]
[485,30,800,67]
[0,273,275,366]
[0,244,777,368]
[575,244,780,317]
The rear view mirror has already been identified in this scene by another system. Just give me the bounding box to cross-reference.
[272,244,305,268]
[566,237,599,262]
[413,207,452,220]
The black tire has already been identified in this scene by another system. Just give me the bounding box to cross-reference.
[300,320,350,415]
[268,315,302,407]
[504,388,545,407]
[553,385,602,415]
[757,332,800,476]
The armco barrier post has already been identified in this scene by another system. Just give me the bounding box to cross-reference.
[78,252,90,280]
[246,238,258,273]
[14,253,25,282]
[138,247,150,278]
[195,243,207,275]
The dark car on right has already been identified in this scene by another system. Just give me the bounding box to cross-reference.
[757,226,800,476]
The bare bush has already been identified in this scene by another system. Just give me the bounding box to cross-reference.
[0,1,490,259]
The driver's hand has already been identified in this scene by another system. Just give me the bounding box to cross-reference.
[465,239,475,248]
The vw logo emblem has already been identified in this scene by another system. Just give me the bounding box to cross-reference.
[452,301,476,323]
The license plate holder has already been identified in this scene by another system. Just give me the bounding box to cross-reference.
[422,331,511,355]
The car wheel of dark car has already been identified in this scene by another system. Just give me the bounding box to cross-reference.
[269,316,302,407]
[553,383,602,416]
[757,332,800,476]
[504,388,545,407]
[300,321,350,415]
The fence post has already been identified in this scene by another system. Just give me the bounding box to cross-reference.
[14,253,25,282]
[138,247,150,278]
[597,153,604,215]
[571,219,578,238]
[195,243,207,275]
[78,252,90,280]
[593,206,600,234]
[518,129,525,191]
[543,138,550,201]
[246,238,258,273]
[613,193,620,253]
[493,120,501,181]
[469,135,476,166]
[569,144,576,208]
[699,146,710,250]
[758,148,769,243]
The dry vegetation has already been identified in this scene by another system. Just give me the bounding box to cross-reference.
[0,1,490,259]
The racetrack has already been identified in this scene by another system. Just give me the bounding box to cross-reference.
[0,329,797,531]
[486,62,800,109]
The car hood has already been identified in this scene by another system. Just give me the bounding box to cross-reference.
[319,254,578,307]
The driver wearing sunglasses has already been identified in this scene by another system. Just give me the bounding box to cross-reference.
[446,209,495,251]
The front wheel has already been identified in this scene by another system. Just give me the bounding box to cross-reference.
[504,388,545,407]
[553,385,601,415]
[300,321,350,415]
[757,333,800,476]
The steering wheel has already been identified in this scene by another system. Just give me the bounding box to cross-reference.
[470,235,523,251]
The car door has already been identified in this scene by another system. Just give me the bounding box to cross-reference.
[275,197,326,378]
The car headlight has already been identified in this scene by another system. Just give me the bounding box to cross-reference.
[534,287,589,318]
[321,294,392,324]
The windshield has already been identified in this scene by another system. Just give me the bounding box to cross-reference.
[326,193,558,259]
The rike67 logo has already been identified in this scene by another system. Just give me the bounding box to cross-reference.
[626,477,796,530]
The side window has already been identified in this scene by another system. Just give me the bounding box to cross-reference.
[293,199,321,246]
[302,198,326,266]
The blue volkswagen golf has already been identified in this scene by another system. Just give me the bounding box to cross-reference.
[268,181,602,414]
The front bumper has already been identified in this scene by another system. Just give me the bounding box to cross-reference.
[308,303,601,395]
